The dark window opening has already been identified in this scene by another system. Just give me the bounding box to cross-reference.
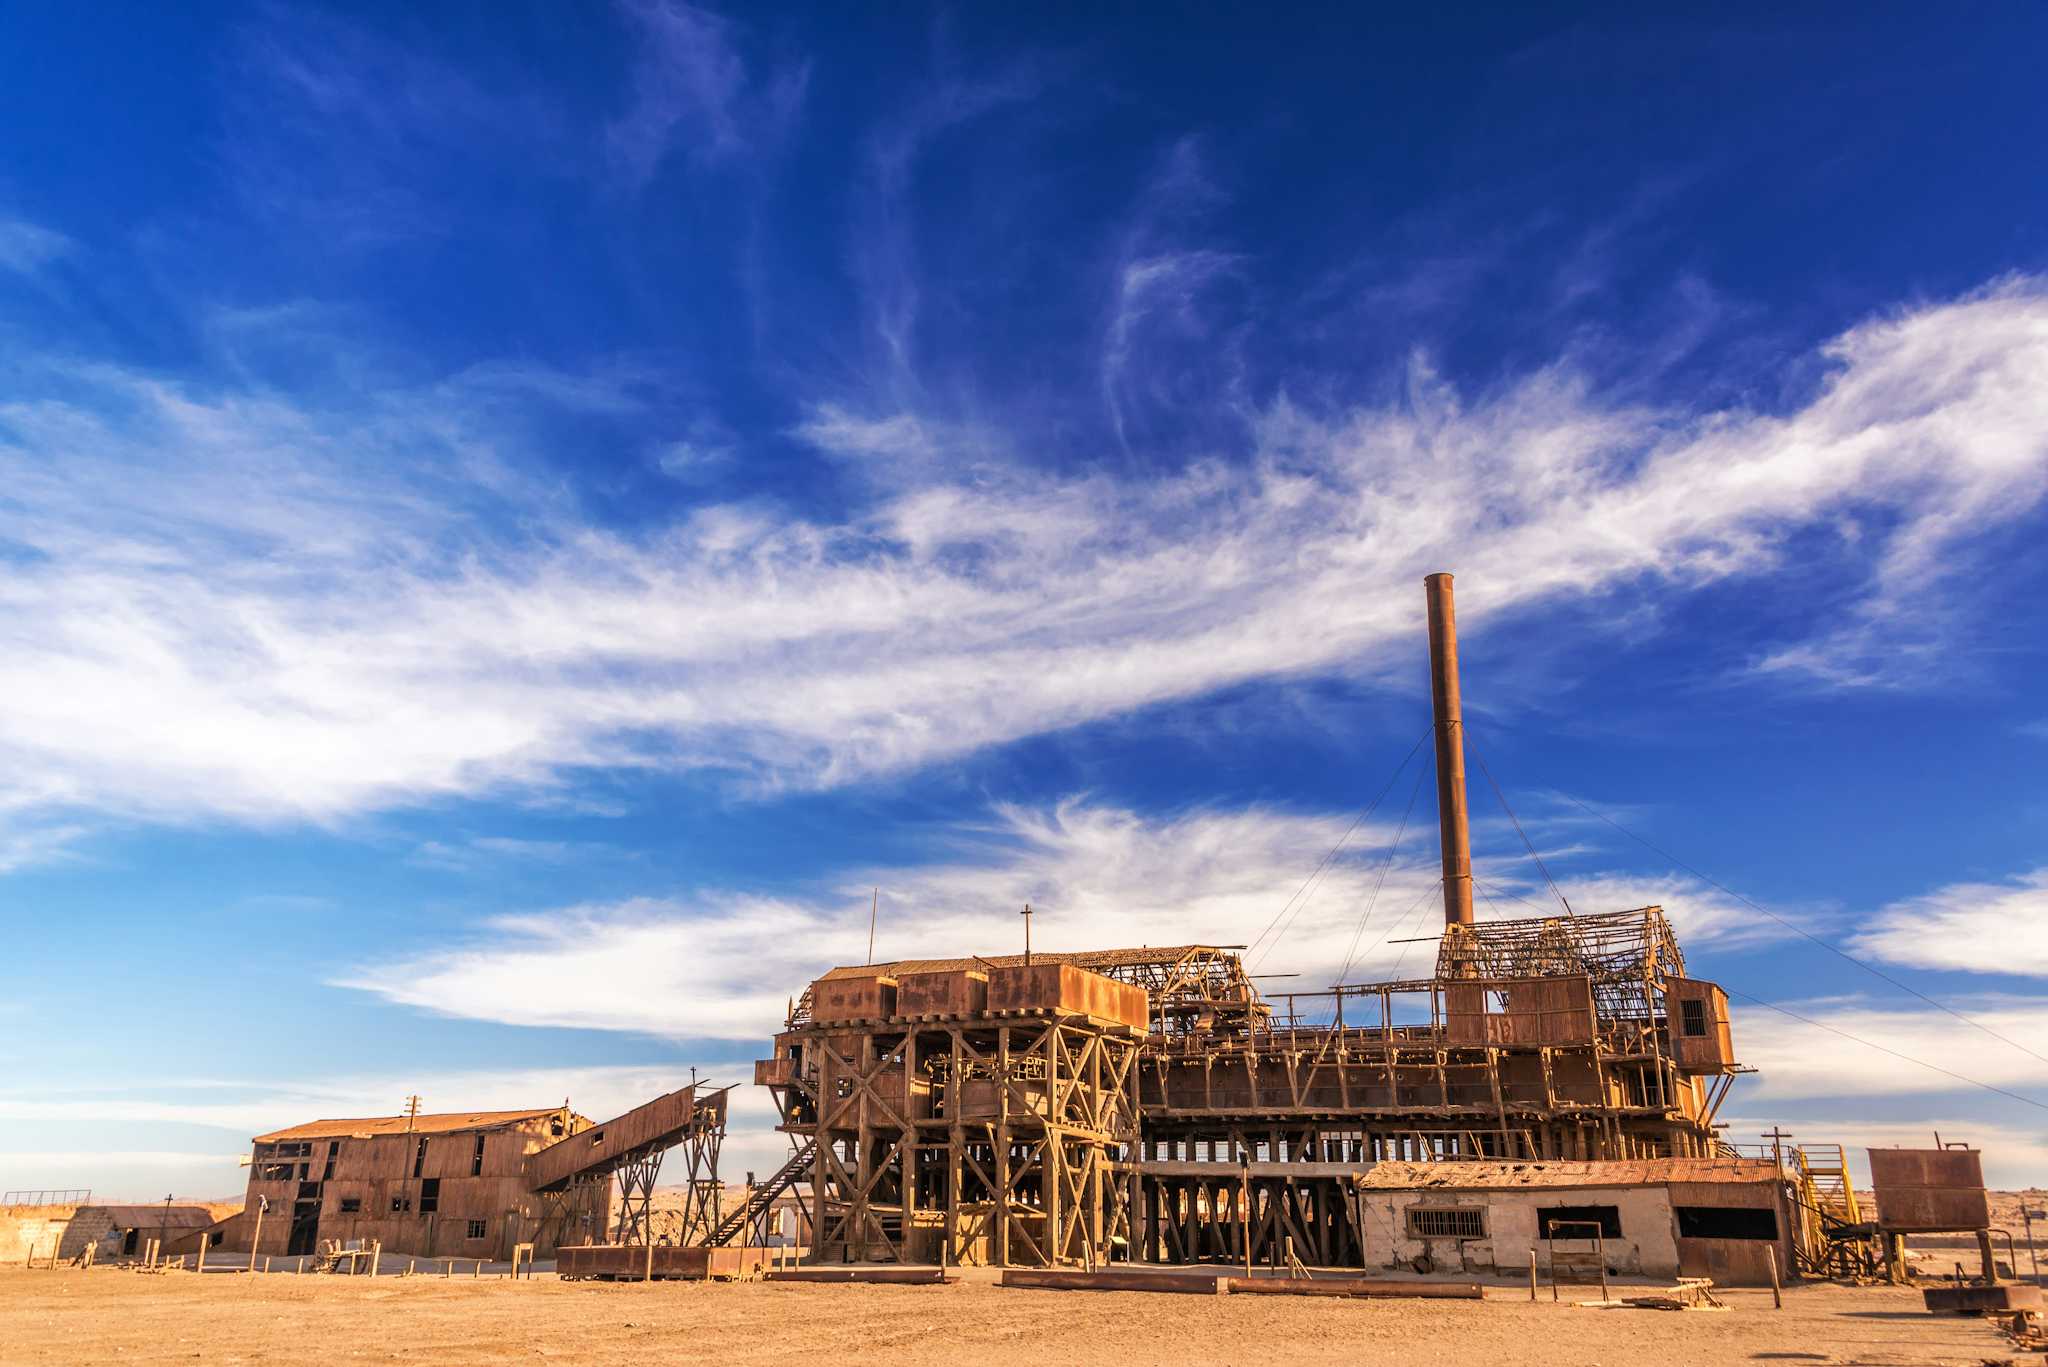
[391,1196,412,1214]
[322,1141,338,1181]
[465,1219,486,1240]
[259,1163,294,1181]
[296,1163,308,1180]
[419,1178,440,1214]
[472,1134,486,1176]
[1539,1205,1622,1240]
[298,1181,321,1200]
[412,1137,428,1178]
[550,1119,564,1137]
[1680,999,1708,1038]
[1406,1206,1486,1239]
[338,1197,361,1214]
[589,1130,605,1146]
[1675,1205,1777,1240]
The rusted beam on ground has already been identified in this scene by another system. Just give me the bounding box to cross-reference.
[765,1267,958,1284]
[1225,1276,1485,1299]
[1001,1269,1228,1294]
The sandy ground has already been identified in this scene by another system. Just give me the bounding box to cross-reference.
[0,1265,2029,1367]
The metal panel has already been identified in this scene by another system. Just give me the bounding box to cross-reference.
[810,976,898,1022]
[896,969,988,1016]
[1869,1147,1991,1233]
[987,964,1146,1027]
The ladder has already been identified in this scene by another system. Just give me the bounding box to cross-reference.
[703,1140,815,1248]
[1796,1144,1862,1227]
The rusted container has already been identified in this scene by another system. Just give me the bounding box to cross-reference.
[1663,977,1735,1071]
[809,975,897,1023]
[1870,1148,1991,1232]
[896,969,988,1017]
[558,1243,767,1281]
[753,1056,794,1087]
[986,964,1147,1027]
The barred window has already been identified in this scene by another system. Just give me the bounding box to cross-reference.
[466,1220,486,1240]
[1406,1206,1486,1239]
[1680,998,1708,1037]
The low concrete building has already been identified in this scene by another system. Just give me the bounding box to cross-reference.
[58,1205,215,1260]
[1351,1157,1793,1285]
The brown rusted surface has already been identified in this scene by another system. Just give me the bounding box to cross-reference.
[1424,572,1474,928]
[1921,1282,2042,1315]
[1224,1276,1484,1299]
[809,975,898,1023]
[1869,1148,1992,1232]
[1445,975,1596,1046]
[1001,1269,1228,1294]
[526,1085,713,1193]
[986,963,1146,1027]
[896,969,988,1016]
[765,1266,958,1284]
[252,1108,570,1143]
[1663,977,1736,1072]
[557,1243,767,1281]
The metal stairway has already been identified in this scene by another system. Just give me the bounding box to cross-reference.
[703,1139,814,1248]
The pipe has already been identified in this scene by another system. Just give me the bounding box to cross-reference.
[1424,573,1475,927]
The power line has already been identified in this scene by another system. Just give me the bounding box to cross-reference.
[1557,791,2048,1069]
[1468,738,1573,918]
[1246,729,1429,969]
[1722,986,2048,1114]
[1334,762,1430,984]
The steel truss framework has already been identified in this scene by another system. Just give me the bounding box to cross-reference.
[773,1013,1140,1268]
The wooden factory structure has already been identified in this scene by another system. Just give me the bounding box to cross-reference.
[753,574,1768,1276]
[205,1085,729,1263]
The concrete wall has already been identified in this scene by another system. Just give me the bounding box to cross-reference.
[0,1207,73,1264]
[1361,1185,1680,1278]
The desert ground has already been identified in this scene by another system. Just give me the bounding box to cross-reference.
[0,1263,2031,1367]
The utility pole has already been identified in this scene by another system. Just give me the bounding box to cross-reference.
[403,1095,422,1133]
[1763,1126,1794,1177]
[1021,903,1033,966]
[162,1193,174,1266]
[867,888,878,966]
[251,1195,268,1271]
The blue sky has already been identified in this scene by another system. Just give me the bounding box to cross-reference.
[3,4,2046,1199]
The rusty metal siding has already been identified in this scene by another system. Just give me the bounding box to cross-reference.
[810,975,898,1022]
[1870,1148,1991,1232]
[525,1086,703,1193]
[986,964,1146,1027]
[896,969,988,1016]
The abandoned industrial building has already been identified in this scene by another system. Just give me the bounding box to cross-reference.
[16,574,2018,1312]
[727,575,1856,1285]
[202,1087,730,1263]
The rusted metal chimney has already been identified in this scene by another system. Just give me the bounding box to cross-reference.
[1425,573,1475,927]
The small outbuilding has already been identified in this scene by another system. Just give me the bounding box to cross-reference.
[58,1205,215,1261]
[1352,1157,1793,1286]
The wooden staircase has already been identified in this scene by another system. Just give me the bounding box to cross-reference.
[703,1140,814,1248]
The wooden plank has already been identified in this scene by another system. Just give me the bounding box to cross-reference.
[766,1266,959,1284]
[1001,1268,1228,1295]
[1224,1276,1485,1299]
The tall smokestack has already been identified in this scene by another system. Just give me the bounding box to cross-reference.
[1425,573,1475,927]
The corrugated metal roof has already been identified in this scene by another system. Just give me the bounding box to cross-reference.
[818,945,1239,980]
[1353,1158,1782,1190]
[252,1108,565,1142]
[80,1205,215,1227]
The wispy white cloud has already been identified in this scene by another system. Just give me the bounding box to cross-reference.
[1733,994,2048,1100]
[1848,867,2048,978]
[606,0,808,187]
[336,796,1781,1042]
[2,280,2047,851]
[0,216,71,275]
